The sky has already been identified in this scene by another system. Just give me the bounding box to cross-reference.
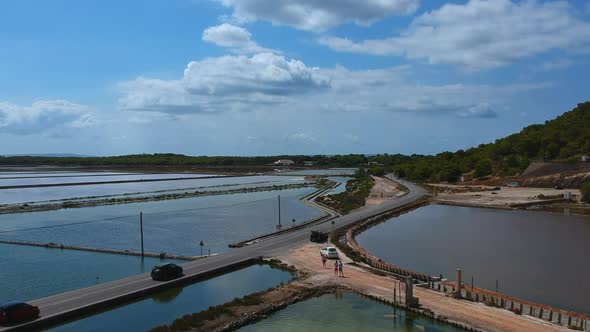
[1,0,589,156]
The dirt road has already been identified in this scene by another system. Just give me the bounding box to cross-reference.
[279,244,565,332]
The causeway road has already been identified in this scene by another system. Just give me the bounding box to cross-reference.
[3,176,428,331]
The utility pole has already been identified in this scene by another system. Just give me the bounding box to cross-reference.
[140,212,144,258]
[278,195,282,229]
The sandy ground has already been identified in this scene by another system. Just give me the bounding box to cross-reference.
[366,176,406,205]
[431,184,581,207]
[278,243,566,332]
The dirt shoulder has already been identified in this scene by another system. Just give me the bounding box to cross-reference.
[279,243,566,332]
[366,176,406,205]
[431,184,581,208]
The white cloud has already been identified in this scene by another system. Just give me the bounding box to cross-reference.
[319,0,590,69]
[455,103,497,118]
[119,54,547,119]
[0,100,96,135]
[202,23,275,53]
[119,52,330,113]
[216,0,418,31]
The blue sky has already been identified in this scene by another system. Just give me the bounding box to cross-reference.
[1,0,589,156]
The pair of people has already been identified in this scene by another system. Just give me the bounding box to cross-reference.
[333,260,344,277]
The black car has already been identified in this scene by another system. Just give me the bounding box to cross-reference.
[0,302,40,325]
[310,230,328,243]
[151,263,183,281]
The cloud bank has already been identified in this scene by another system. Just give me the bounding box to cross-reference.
[0,100,95,135]
[216,0,418,31]
[319,0,590,69]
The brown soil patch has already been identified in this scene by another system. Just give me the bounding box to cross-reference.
[366,176,406,205]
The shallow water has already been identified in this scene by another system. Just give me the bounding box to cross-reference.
[356,204,590,314]
[0,243,178,302]
[49,264,293,332]
[0,175,305,204]
[282,168,356,176]
[0,173,213,187]
[0,188,322,256]
[239,292,463,332]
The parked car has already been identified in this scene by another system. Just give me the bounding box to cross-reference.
[320,246,339,259]
[151,263,183,281]
[0,302,40,325]
[310,230,328,243]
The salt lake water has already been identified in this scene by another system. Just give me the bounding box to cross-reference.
[0,187,323,256]
[356,204,590,314]
[240,292,463,332]
[0,175,306,204]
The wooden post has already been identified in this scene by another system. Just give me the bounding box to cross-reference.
[140,212,144,258]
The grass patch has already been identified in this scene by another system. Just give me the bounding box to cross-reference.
[316,169,374,214]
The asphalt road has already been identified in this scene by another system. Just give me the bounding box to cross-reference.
[2,176,427,331]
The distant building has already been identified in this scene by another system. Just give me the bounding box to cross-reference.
[274,159,295,166]
[506,181,519,187]
[367,161,381,166]
[304,161,314,166]
[582,155,590,162]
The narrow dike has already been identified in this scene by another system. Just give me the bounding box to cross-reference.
[0,182,317,215]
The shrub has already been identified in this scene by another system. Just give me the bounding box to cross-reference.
[581,181,590,203]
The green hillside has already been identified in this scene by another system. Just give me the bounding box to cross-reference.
[385,102,590,182]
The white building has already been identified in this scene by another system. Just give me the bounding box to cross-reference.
[582,155,590,162]
[274,159,295,166]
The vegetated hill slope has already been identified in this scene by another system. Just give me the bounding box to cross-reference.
[388,102,590,183]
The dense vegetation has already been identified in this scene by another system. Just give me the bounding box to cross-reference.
[316,169,375,214]
[382,102,590,182]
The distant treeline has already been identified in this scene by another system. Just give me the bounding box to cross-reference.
[3,102,589,184]
[0,154,367,168]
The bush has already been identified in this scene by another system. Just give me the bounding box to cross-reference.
[581,181,590,203]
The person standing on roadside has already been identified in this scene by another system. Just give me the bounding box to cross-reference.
[334,260,338,276]
[322,254,327,268]
[339,260,344,277]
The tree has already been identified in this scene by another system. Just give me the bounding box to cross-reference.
[474,159,493,178]
[581,181,590,203]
